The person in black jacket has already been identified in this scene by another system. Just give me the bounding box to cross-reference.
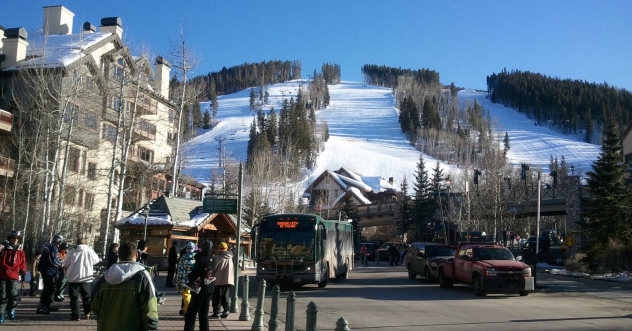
[183,240,215,331]
[166,241,178,287]
[37,233,64,314]
[106,243,119,269]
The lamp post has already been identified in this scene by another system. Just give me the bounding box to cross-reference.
[143,204,150,241]
[446,179,451,243]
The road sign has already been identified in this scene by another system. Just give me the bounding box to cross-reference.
[203,198,237,214]
[564,235,576,248]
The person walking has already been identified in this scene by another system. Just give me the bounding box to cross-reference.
[106,243,118,269]
[360,244,368,266]
[166,241,178,287]
[37,233,64,314]
[0,231,27,323]
[29,249,42,297]
[388,244,399,266]
[183,239,215,331]
[63,237,100,321]
[211,242,234,318]
[54,241,70,302]
[91,241,158,331]
[175,241,196,316]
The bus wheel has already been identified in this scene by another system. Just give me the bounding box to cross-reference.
[318,265,329,288]
[341,259,349,279]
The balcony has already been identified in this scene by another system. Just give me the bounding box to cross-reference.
[0,110,13,133]
[134,120,156,141]
[0,156,16,177]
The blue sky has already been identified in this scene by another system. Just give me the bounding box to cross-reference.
[2,1,631,91]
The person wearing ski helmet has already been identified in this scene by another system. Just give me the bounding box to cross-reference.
[0,231,26,323]
[36,233,64,314]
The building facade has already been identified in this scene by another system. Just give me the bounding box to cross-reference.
[0,5,182,252]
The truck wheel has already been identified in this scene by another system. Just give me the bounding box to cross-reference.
[439,270,453,288]
[472,274,486,296]
[424,267,433,284]
[407,265,416,280]
[519,291,529,296]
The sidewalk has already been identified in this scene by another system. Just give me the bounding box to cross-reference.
[0,270,259,331]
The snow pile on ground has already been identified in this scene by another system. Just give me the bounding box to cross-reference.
[544,266,632,283]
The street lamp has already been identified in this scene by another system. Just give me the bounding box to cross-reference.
[445,179,451,243]
[143,204,150,241]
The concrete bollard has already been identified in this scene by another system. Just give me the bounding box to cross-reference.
[268,285,281,331]
[335,316,351,331]
[239,275,251,321]
[284,291,296,331]
[251,279,267,331]
[305,301,318,331]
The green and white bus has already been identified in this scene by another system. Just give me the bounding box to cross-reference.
[255,213,354,288]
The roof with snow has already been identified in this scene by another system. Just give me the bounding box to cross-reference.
[7,31,114,70]
[116,195,250,233]
[305,167,397,207]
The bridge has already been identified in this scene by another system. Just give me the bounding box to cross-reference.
[353,176,586,227]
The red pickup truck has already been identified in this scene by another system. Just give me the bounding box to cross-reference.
[437,243,534,296]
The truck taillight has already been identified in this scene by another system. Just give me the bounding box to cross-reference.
[485,268,498,277]
[522,267,531,277]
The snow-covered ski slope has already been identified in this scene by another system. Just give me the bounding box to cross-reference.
[182,81,601,194]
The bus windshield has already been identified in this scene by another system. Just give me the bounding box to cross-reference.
[259,230,315,261]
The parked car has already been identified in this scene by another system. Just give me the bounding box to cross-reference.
[405,242,456,283]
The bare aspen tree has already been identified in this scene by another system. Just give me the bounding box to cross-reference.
[169,25,200,197]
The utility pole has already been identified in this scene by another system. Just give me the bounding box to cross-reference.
[534,171,541,286]
[230,163,244,313]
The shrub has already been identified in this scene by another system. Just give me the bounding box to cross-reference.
[564,252,588,273]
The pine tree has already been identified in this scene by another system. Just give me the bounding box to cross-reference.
[412,156,436,242]
[203,109,211,129]
[503,132,510,157]
[266,107,278,147]
[249,87,256,110]
[580,121,632,271]
[339,196,360,245]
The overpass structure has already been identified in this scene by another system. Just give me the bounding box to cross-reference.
[355,176,585,229]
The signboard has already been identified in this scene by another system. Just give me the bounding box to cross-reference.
[203,198,237,214]
[564,235,576,248]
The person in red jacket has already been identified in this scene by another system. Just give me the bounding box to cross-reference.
[0,230,27,323]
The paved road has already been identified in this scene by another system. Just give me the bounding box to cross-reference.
[2,263,631,330]
[244,261,632,331]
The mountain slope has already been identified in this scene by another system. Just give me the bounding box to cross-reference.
[182,81,601,195]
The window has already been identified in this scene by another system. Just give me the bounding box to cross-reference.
[85,192,95,211]
[169,109,175,123]
[84,75,94,89]
[101,123,117,143]
[68,147,80,172]
[65,186,76,205]
[139,147,154,163]
[87,163,97,180]
[112,59,124,81]
[78,189,84,207]
[84,111,98,130]
[81,151,87,175]
[109,96,122,111]
[63,103,79,127]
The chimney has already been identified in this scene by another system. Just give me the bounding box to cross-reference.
[99,17,123,39]
[82,22,96,34]
[154,56,171,99]
[42,5,74,35]
[1,28,28,69]
[0,25,5,54]
[388,177,394,185]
